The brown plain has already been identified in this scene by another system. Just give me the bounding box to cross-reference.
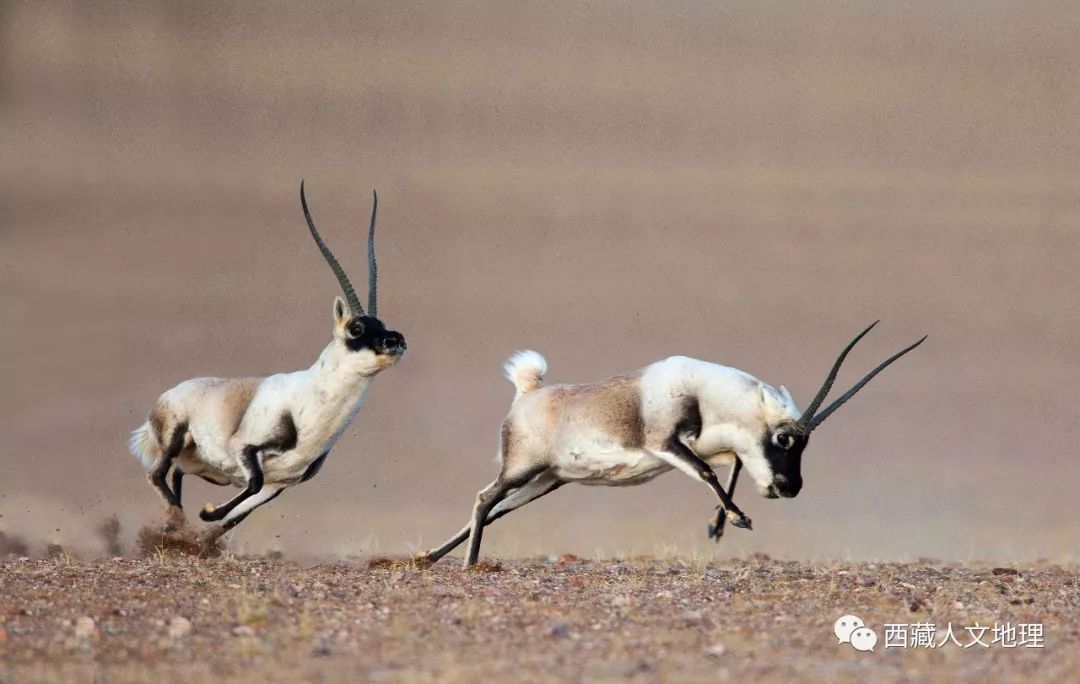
[1,3,1078,564]
[3,3,1080,681]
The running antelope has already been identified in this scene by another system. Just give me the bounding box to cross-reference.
[128,182,406,533]
[422,323,924,566]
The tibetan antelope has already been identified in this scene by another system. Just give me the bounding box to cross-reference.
[128,182,406,533]
[422,322,924,566]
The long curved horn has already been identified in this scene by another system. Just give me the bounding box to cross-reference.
[795,321,879,431]
[300,180,363,316]
[808,334,927,429]
[367,189,378,318]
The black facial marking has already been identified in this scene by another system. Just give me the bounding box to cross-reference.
[343,315,406,356]
[301,452,329,483]
[761,423,807,498]
[347,318,365,338]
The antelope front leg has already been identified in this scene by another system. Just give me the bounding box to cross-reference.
[708,458,742,541]
[656,441,752,531]
[219,484,286,531]
[170,468,185,510]
[199,446,263,522]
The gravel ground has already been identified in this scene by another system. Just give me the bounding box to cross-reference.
[1,555,1077,683]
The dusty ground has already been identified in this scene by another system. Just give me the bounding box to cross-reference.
[3,1,1080,563]
[1,554,1076,683]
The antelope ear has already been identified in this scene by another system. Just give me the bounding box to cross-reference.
[778,385,796,408]
[757,383,787,422]
[332,296,350,326]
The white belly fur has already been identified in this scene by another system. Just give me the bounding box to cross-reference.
[554,446,671,486]
[179,438,337,488]
[553,441,738,487]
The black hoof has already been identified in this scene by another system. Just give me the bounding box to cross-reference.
[199,504,225,522]
[707,512,726,541]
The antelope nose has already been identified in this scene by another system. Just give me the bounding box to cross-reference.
[773,474,802,498]
[385,332,406,353]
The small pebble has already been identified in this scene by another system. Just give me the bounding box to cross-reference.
[73,616,95,640]
[168,616,192,639]
[549,622,570,638]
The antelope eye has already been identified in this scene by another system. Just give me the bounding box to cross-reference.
[347,321,365,337]
[776,433,794,449]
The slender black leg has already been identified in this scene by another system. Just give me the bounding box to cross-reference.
[463,466,547,567]
[170,468,185,510]
[148,423,187,509]
[660,440,751,530]
[424,474,563,565]
[221,488,284,531]
[199,447,263,522]
[464,480,510,567]
[708,458,742,541]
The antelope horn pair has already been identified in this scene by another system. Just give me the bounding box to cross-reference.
[300,180,380,318]
[795,321,927,434]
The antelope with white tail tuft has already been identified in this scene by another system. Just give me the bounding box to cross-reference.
[129,182,406,534]
[422,322,924,567]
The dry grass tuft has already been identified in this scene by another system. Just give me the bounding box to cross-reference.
[367,556,434,572]
[367,555,433,571]
[136,508,224,558]
[467,559,504,573]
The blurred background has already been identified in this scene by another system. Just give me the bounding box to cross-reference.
[1,1,1077,561]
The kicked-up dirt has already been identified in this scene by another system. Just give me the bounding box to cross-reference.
[0,555,1076,682]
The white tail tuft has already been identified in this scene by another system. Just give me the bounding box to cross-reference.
[128,422,159,470]
[504,350,547,397]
